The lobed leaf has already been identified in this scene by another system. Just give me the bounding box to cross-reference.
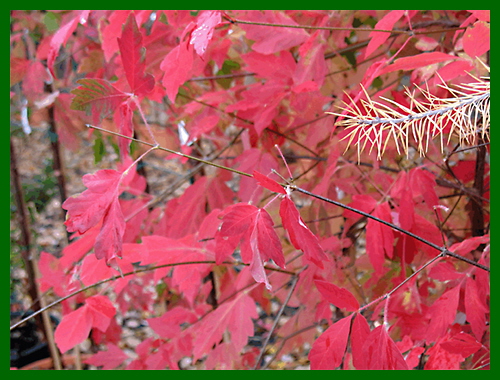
[70,78,127,124]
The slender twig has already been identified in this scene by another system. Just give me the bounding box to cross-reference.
[86,124,253,178]
[357,252,446,315]
[260,322,319,370]
[125,128,246,220]
[292,185,490,272]
[10,260,296,331]
[253,273,301,370]
[86,123,489,273]
[188,71,255,82]
[231,17,465,35]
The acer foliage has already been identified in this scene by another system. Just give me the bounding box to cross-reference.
[10,10,489,370]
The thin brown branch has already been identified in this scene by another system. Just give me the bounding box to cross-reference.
[10,260,296,331]
[292,185,489,272]
[253,272,301,369]
[86,124,253,178]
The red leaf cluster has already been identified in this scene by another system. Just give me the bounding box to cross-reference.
[10,10,489,370]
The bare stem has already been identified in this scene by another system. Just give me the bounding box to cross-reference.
[86,124,253,178]
[253,272,301,370]
[10,260,296,331]
[292,186,490,272]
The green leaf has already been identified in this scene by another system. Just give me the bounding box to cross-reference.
[216,60,241,89]
[93,132,105,164]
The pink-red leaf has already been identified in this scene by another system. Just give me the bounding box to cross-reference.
[101,10,133,61]
[62,169,125,263]
[463,21,490,58]
[84,343,128,370]
[425,286,460,343]
[365,202,394,273]
[117,14,154,96]
[449,234,490,256]
[160,23,195,102]
[243,51,295,84]
[468,10,490,22]
[190,11,221,56]
[241,11,309,54]
[246,209,285,289]
[54,305,92,354]
[62,170,121,234]
[191,294,258,361]
[204,341,240,370]
[365,10,405,59]
[215,203,285,288]
[48,10,90,76]
[439,332,482,357]
[293,32,327,87]
[379,52,458,75]
[279,195,329,268]
[309,314,353,369]
[424,340,464,369]
[252,170,286,194]
[350,313,371,369]
[38,251,67,296]
[363,326,409,369]
[86,295,116,333]
[465,276,488,340]
[22,60,51,100]
[314,279,359,311]
[115,101,134,159]
[147,307,198,339]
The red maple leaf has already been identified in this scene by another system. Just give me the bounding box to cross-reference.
[309,314,353,369]
[190,293,258,361]
[215,203,285,289]
[425,285,460,343]
[84,343,128,370]
[362,326,409,369]
[62,169,125,263]
[350,313,371,369]
[465,276,488,340]
[240,11,309,54]
[252,170,286,194]
[117,13,154,96]
[55,294,115,354]
[365,202,394,273]
[243,50,295,84]
[379,52,458,75]
[147,306,198,340]
[364,10,405,59]
[439,331,482,357]
[463,21,490,58]
[86,295,116,333]
[314,278,359,312]
[204,341,241,370]
[160,22,196,102]
[279,195,329,268]
[190,11,221,57]
[37,251,68,296]
[54,305,92,354]
[47,10,90,76]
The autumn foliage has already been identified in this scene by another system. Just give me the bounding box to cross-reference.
[10,10,490,370]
